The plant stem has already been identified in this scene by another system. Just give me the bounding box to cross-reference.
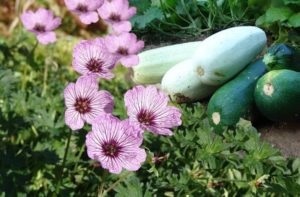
[181,0,196,28]
[100,171,131,196]
[74,143,86,171]
[159,0,168,20]
[55,129,72,195]
[41,60,49,97]
[21,40,38,91]
[97,170,108,197]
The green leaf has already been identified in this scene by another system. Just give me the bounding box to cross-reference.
[129,0,151,13]
[255,14,267,26]
[131,7,164,29]
[265,7,293,23]
[283,0,300,5]
[114,175,152,197]
[292,158,300,172]
[288,13,300,27]
[248,0,271,8]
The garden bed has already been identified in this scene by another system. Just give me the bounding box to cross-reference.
[1,0,300,196]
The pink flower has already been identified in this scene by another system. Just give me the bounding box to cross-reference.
[72,38,116,79]
[20,8,61,45]
[124,85,182,136]
[104,32,144,67]
[64,0,104,24]
[97,0,136,34]
[64,75,114,130]
[86,114,146,174]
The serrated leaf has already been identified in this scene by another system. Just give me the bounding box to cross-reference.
[288,13,300,27]
[265,7,293,23]
[114,175,147,197]
[131,7,164,29]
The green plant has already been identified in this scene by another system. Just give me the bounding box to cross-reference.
[1,31,300,196]
[255,0,300,44]
[1,1,300,196]
[130,0,253,39]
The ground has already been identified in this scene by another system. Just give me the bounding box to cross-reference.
[260,122,300,157]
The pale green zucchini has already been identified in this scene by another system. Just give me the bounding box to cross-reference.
[161,26,267,103]
[132,41,201,84]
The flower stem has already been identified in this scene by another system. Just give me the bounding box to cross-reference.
[74,143,85,170]
[55,129,72,195]
[100,171,131,196]
[41,61,49,97]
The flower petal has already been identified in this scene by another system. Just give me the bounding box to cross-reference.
[75,75,98,98]
[128,40,144,54]
[124,85,182,135]
[119,55,139,67]
[72,39,115,78]
[36,32,56,45]
[87,0,104,11]
[79,12,99,24]
[46,17,61,31]
[65,108,84,130]
[86,114,145,174]
[64,82,76,107]
[121,148,146,171]
[20,11,36,30]
[110,21,132,34]
[83,90,114,124]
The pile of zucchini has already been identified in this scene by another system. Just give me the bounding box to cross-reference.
[132,26,300,129]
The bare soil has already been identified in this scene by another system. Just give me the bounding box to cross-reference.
[259,122,300,158]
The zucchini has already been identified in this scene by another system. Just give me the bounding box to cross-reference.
[192,26,267,86]
[207,59,267,128]
[161,59,218,103]
[254,69,300,121]
[263,43,300,71]
[161,26,267,103]
[132,41,201,84]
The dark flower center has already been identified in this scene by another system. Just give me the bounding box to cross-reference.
[109,13,121,22]
[76,4,88,13]
[86,58,104,73]
[117,47,129,56]
[74,97,91,114]
[102,140,122,158]
[33,24,46,33]
[137,109,155,126]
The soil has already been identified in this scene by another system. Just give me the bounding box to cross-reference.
[259,122,300,158]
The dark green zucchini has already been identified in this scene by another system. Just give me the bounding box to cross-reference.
[263,43,300,71]
[206,59,267,129]
[254,69,300,122]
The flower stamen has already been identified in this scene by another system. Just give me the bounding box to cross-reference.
[109,13,121,22]
[102,140,122,158]
[137,109,155,126]
[86,59,104,73]
[76,4,88,13]
[33,24,46,33]
[117,47,129,56]
[74,97,91,114]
